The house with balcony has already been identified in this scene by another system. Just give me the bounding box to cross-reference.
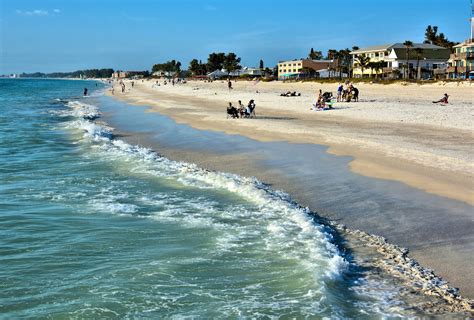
[350,43,450,79]
[447,39,474,79]
[277,59,332,80]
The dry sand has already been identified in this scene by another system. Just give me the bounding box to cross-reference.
[111,79,474,205]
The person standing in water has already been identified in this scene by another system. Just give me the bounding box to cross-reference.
[83,88,88,96]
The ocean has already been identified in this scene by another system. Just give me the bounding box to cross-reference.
[0,79,468,318]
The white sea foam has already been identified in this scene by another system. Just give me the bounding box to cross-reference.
[65,99,349,284]
[60,99,472,316]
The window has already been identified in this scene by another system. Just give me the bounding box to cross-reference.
[298,63,301,66]
[293,69,296,72]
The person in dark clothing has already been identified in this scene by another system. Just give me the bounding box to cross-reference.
[227,102,239,118]
[83,88,88,96]
[432,93,449,104]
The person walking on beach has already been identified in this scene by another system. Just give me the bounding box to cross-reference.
[228,79,233,91]
[83,88,88,96]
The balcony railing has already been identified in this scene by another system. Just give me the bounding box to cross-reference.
[447,66,467,73]
[450,52,474,60]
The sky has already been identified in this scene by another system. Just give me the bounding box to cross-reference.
[0,0,472,74]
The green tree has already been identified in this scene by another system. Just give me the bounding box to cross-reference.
[367,61,376,78]
[308,48,323,60]
[350,46,360,77]
[152,60,181,74]
[189,59,200,75]
[326,49,338,77]
[355,55,370,78]
[414,47,423,80]
[207,52,226,71]
[403,40,413,79]
[223,52,242,75]
[424,25,457,50]
[424,25,438,44]
[337,48,351,79]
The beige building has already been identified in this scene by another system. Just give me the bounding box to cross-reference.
[447,40,474,79]
[277,59,332,80]
[112,71,129,79]
[351,43,449,79]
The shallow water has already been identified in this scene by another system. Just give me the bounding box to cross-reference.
[0,79,467,318]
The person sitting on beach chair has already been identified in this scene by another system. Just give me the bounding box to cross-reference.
[226,102,239,119]
[432,93,449,104]
[237,100,246,117]
[244,100,256,118]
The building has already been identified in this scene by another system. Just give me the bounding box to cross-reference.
[350,43,450,79]
[447,14,474,79]
[112,71,129,79]
[206,67,263,79]
[447,40,474,79]
[315,69,348,78]
[277,59,332,80]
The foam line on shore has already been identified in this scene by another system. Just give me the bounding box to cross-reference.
[65,99,474,314]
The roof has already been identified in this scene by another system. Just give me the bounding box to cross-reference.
[453,39,474,48]
[391,47,450,60]
[351,43,447,54]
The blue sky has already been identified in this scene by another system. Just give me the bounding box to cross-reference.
[0,0,471,74]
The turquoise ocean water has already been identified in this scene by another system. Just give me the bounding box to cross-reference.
[0,79,465,318]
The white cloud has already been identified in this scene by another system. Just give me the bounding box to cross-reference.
[15,9,55,16]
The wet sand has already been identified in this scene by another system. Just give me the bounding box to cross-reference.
[103,80,474,300]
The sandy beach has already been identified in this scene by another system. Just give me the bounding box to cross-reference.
[111,79,473,205]
[106,79,474,301]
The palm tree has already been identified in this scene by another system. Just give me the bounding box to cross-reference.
[403,40,413,79]
[374,61,384,79]
[350,46,360,78]
[414,48,423,80]
[367,61,376,78]
[327,49,338,77]
[356,55,370,78]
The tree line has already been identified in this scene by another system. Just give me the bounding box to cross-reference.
[188,52,243,76]
[17,69,114,79]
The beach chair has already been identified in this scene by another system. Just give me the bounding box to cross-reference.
[244,104,256,118]
[227,107,238,119]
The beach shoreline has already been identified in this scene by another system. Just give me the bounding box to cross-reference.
[104,79,474,301]
[108,79,473,205]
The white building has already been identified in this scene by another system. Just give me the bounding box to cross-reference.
[351,43,450,79]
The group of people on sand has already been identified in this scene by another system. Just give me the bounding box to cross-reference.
[227,99,256,118]
[152,78,186,88]
[280,91,301,97]
[313,89,334,110]
[337,82,359,102]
